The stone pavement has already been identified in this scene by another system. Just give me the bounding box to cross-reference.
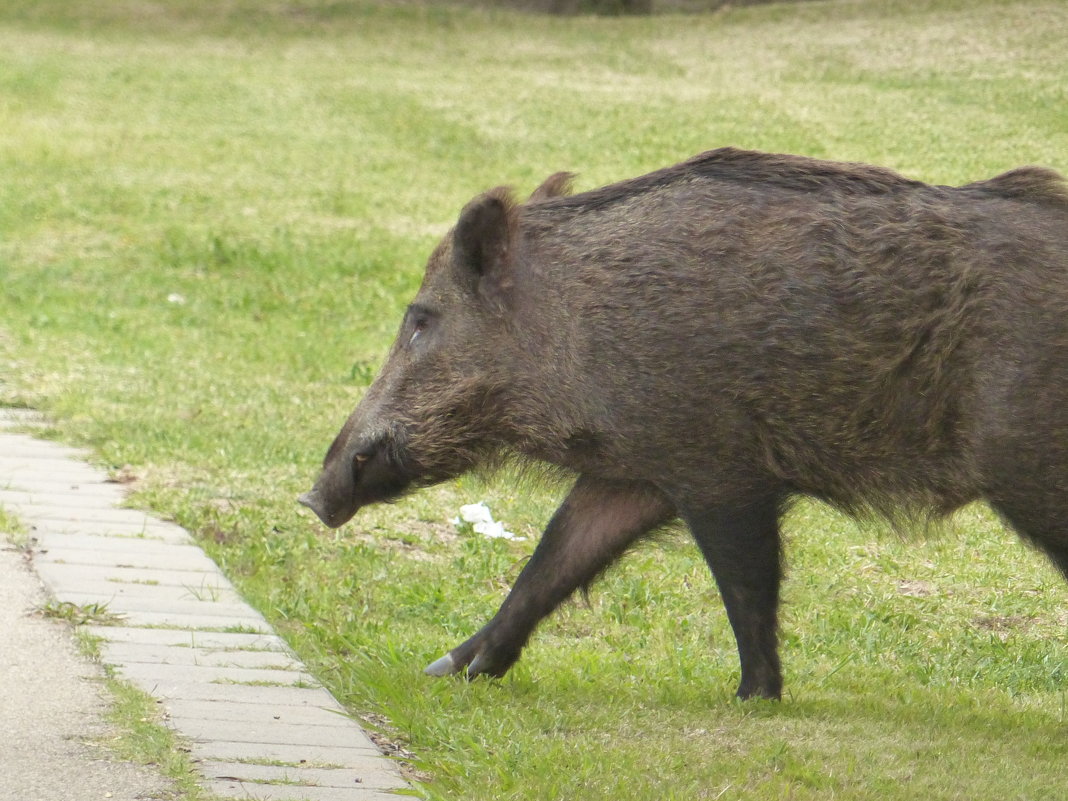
[0,409,411,801]
[0,540,175,801]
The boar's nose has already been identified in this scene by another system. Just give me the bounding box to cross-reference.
[297,489,329,525]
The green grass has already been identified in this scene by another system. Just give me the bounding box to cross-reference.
[38,599,126,626]
[100,672,219,801]
[0,505,29,547]
[1,1,1067,799]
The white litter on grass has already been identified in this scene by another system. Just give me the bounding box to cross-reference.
[456,502,494,526]
[453,501,526,541]
[166,292,186,305]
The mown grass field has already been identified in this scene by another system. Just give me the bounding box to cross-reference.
[1,1,1067,799]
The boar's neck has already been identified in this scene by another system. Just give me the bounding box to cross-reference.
[498,215,638,477]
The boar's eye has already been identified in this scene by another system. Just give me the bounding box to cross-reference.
[406,304,434,347]
[409,319,427,346]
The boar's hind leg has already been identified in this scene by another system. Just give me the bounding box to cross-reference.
[684,496,785,700]
[424,476,675,680]
[990,498,1068,580]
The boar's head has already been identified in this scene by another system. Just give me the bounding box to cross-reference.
[299,187,525,529]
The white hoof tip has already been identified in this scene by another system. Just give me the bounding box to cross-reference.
[424,654,457,677]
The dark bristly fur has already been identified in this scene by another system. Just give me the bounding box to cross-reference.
[301,148,1068,701]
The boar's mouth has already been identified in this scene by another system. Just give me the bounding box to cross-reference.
[298,439,414,529]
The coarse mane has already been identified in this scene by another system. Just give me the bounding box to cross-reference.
[524,147,1068,214]
[531,148,926,214]
[681,147,924,194]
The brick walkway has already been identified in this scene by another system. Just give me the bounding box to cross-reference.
[0,409,410,800]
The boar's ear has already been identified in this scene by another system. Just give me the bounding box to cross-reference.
[528,171,575,202]
[452,187,517,308]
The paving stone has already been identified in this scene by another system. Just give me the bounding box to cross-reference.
[29,525,190,545]
[206,780,401,801]
[27,510,187,529]
[1,472,106,491]
[95,611,275,631]
[0,448,88,467]
[34,531,204,555]
[56,585,249,611]
[0,433,78,450]
[0,458,103,481]
[114,661,318,688]
[37,562,237,593]
[55,590,267,620]
[33,529,191,555]
[12,504,172,526]
[163,699,355,728]
[123,678,342,708]
[197,760,391,789]
[33,537,220,570]
[101,641,301,670]
[44,580,242,605]
[25,519,192,542]
[35,544,220,571]
[0,452,88,467]
[172,717,377,750]
[0,477,127,499]
[0,486,132,512]
[0,438,89,459]
[188,740,384,769]
[53,578,243,603]
[37,562,239,590]
[2,422,411,798]
[0,409,45,427]
[0,487,127,509]
[85,625,290,652]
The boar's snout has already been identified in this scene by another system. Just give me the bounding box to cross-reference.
[297,487,344,528]
[298,444,372,529]
[298,483,366,529]
[299,435,414,529]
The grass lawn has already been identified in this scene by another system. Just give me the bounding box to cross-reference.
[1,0,1067,798]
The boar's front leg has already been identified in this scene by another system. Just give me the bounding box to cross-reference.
[683,495,785,700]
[425,476,675,679]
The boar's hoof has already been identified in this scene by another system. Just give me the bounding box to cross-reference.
[423,651,504,679]
[465,652,493,678]
[423,653,459,677]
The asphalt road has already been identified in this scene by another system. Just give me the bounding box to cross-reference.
[0,543,173,801]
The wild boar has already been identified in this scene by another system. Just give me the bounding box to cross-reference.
[300,148,1068,700]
